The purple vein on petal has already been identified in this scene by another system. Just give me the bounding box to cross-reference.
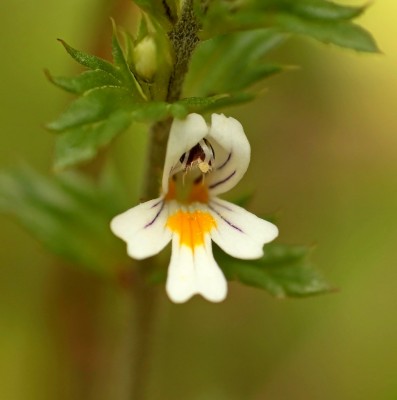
[216,152,232,170]
[151,199,163,209]
[209,170,236,190]
[208,203,243,233]
[145,201,165,228]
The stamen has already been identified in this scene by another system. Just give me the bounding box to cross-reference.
[178,138,215,177]
[198,161,211,174]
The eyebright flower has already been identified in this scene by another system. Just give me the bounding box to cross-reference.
[111,113,278,303]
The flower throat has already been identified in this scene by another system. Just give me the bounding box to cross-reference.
[166,139,215,204]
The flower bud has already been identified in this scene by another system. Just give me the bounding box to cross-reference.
[133,36,157,81]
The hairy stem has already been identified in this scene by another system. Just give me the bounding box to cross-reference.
[130,2,201,399]
[167,0,200,102]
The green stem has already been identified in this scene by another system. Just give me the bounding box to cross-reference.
[167,0,200,102]
[144,118,173,198]
[129,2,201,399]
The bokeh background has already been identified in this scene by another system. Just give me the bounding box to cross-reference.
[1,1,397,399]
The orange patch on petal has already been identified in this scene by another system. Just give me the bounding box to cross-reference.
[188,183,209,203]
[165,178,209,204]
[165,179,176,201]
[167,210,216,249]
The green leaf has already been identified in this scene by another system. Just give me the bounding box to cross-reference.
[185,29,286,97]
[286,0,365,21]
[130,102,171,121]
[199,0,379,53]
[0,166,129,275]
[47,86,135,131]
[48,22,154,169]
[175,93,255,115]
[217,243,332,297]
[276,13,379,53]
[54,111,132,169]
[134,0,178,28]
[58,39,122,80]
[45,69,121,94]
[110,19,146,99]
[122,30,136,67]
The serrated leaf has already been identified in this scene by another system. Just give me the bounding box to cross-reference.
[0,166,128,274]
[110,19,146,99]
[47,86,135,131]
[199,0,379,53]
[58,39,122,80]
[217,243,332,298]
[46,69,121,94]
[185,29,286,97]
[54,111,132,169]
[276,13,379,53]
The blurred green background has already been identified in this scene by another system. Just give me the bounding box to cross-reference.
[1,1,397,399]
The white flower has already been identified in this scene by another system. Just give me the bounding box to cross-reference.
[111,113,278,303]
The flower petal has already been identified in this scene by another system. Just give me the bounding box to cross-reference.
[209,198,278,259]
[166,235,227,303]
[207,113,250,196]
[166,240,196,303]
[194,236,228,302]
[110,197,172,259]
[161,113,209,194]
